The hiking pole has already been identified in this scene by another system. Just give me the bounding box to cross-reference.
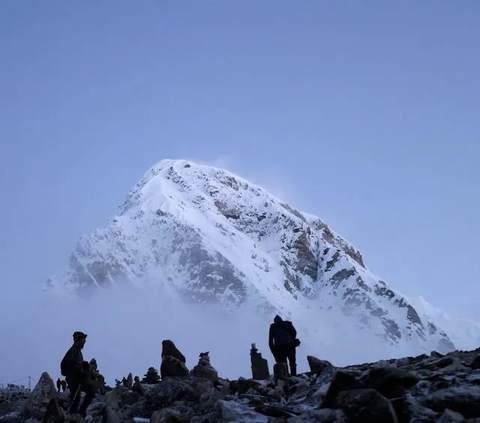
[67,385,82,414]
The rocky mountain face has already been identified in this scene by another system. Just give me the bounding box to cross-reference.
[4,344,480,423]
[45,159,455,355]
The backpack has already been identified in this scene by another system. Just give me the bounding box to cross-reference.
[60,354,69,377]
[284,321,301,347]
[284,321,296,338]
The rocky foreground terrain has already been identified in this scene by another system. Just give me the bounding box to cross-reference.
[2,343,480,423]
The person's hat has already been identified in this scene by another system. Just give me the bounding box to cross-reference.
[73,331,87,340]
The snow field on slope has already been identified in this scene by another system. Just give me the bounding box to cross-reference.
[409,296,480,350]
[141,162,309,309]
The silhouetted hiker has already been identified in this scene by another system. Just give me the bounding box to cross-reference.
[56,378,61,392]
[268,315,300,376]
[61,379,67,392]
[60,331,95,417]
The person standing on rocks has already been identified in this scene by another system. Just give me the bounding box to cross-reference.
[60,331,96,417]
[268,315,300,376]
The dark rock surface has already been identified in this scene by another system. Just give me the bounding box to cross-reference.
[160,340,189,379]
[4,348,480,422]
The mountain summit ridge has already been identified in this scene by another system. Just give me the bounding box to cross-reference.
[46,159,461,356]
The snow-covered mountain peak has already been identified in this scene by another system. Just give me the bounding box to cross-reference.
[118,158,365,273]
[46,159,461,357]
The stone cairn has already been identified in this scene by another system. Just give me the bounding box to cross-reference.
[250,343,270,380]
[141,367,160,384]
[160,339,189,379]
[190,351,219,383]
[88,358,106,395]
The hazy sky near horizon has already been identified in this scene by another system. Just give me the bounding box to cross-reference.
[1,1,479,313]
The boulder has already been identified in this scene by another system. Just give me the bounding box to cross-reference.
[39,398,65,423]
[235,378,261,395]
[422,386,480,418]
[389,396,411,423]
[436,409,466,422]
[361,366,419,398]
[321,371,363,408]
[430,357,454,369]
[150,406,192,423]
[214,400,266,422]
[470,355,480,370]
[104,405,121,423]
[334,388,398,423]
[86,400,106,418]
[146,377,214,411]
[307,356,333,374]
[105,386,129,411]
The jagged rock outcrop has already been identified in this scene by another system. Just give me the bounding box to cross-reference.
[7,347,480,423]
[20,372,61,421]
[307,356,333,374]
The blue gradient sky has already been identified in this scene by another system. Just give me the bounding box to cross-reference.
[1,1,479,312]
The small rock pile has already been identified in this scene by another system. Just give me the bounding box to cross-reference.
[3,343,480,422]
[190,352,219,383]
[141,368,160,385]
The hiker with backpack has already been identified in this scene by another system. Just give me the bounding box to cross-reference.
[60,331,96,417]
[268,315,300,376]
